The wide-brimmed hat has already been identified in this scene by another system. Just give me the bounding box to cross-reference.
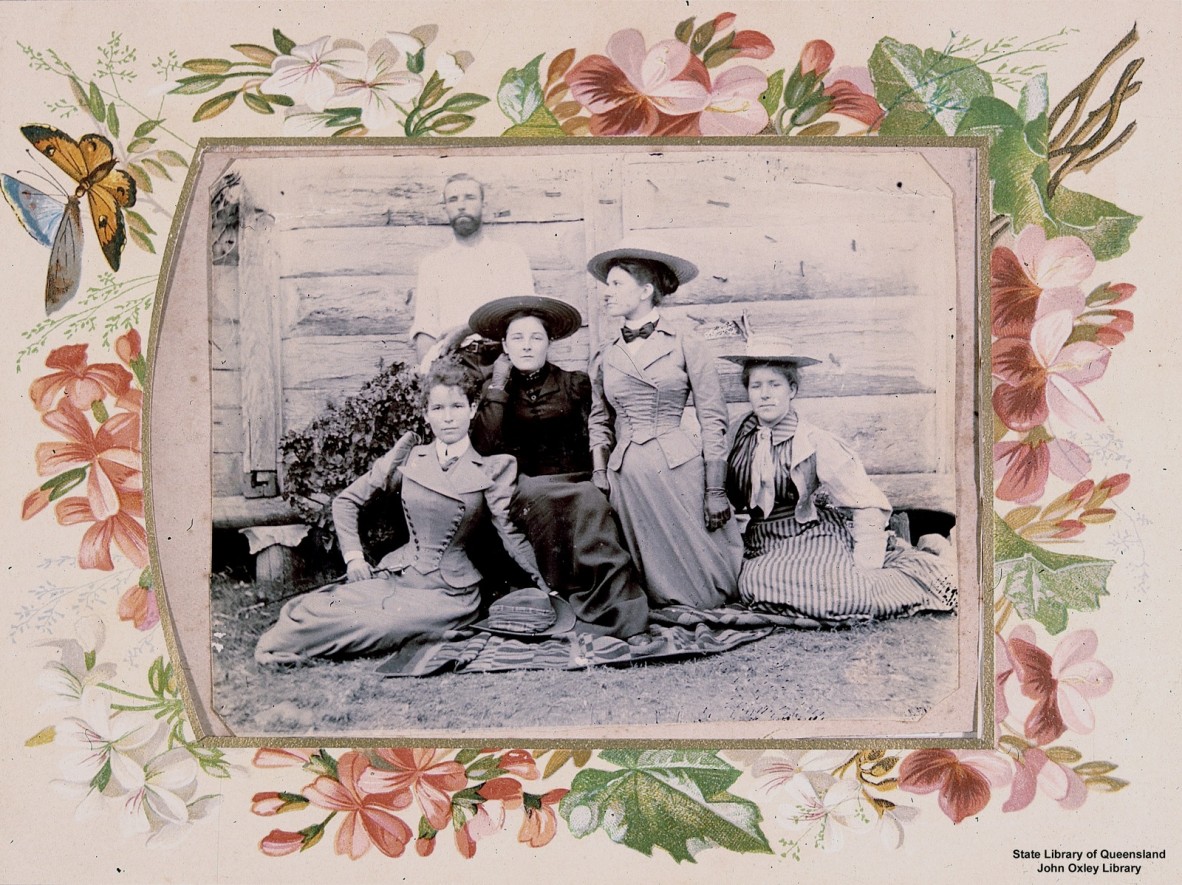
[586,234,699,285]
[468,295,583,341]
[470,587,577,638]
[720,334,821,367]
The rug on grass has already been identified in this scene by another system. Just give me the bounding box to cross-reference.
[373,604,827,677]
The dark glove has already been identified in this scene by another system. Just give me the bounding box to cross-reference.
[704,459,733,531]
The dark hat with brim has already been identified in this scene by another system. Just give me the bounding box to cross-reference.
[720,334,821,367]
[468,296,583,341]
[586,235,699,285]
[470,587,578,638]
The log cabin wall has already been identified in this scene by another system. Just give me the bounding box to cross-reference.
[210,147,962,517]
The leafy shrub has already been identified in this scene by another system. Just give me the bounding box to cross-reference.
[280,360,428,559]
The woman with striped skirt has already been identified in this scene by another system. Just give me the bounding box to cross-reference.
[722,336,956,623]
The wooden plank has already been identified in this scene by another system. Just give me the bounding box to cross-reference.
[873,473,956,515]
[211,316,239,370]
[659,297,943,400]
[212,452,242,497]
[211,367,240,412]
[212,405,242,454]
[212,495,301,528]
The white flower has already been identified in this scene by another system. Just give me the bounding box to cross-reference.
[387,31,425,57]
[147,794,222,849]
[878,802,919,849]
[38,618,116,711]
[327,38,422,132]
[261,36,354,112]
[438,50,474,87]
[776,778,872,852]
[117,748,200,836]
[751,749,856,792]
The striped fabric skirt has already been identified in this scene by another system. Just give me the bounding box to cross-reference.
[738,509,956,623]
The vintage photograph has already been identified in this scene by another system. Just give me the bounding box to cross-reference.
[148,140,984,742]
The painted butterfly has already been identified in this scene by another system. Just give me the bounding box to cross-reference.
[4,125,137,313]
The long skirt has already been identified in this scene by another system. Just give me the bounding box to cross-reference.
[739,508,956,622]
[608,441,742,608]
[254,566,480,664]
[512,473,649,638]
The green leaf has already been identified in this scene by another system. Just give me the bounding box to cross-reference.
[956,95,1046,231]
[193,91,238,123]
[273,28,296,56]
[453,748,480,766]
[171,74,225,95]
[129,227,155,254]
[142,158,171,179]
[427,113,476,135]
[994,514,1112,635]
[559,750,772,862]
[158,149,189,168]
[243,92,275,115]
[498,54,545,125]
[501,101,565,138]
[418,71,445,109]
[69,76,90,111]
[261,92,294,107]
[870,37,993,136]
[441,92,489,114]
[183,58,233,74]
[25,725,56,747]
[1045,186,1141,261]
[91,758,112,792]
[134,118,163,138]
[690,21,717,55]
[126,163,151,194]
[127,138,154,154]
[675,17,696,44]
[106,102,120,138]
[1073,761,1118,777]
[759,69,784,117]
[42,466,87,500]
[232,43,278,65]
[87,81,105,121]
[406,46,426,75]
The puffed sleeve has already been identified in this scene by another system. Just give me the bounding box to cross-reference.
[332,444,408,558]
[482,454,550,592]
[571,369,593,430]
[587,346,616,454]
[681,332,731,463]
[470,379,510,456]
[813,431,892,513]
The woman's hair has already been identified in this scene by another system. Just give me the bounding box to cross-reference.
[741,361,801,391]
[503,309,554,340]
[605,256,680,304]
[421,358,483,407]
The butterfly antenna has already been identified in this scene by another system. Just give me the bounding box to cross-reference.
[19,150,69,196]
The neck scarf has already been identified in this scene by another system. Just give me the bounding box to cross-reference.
[748,410,799,516]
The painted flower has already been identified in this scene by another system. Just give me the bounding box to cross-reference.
[359,748,467,830]
[36,398,141,521]
[29,343,132,412]
[253,747,314,768]
[116,748,200,836]
[993,310,1110,432]
[998,626,1113,746]
[727,29,776,61]
[260,828,305,856]
[752,749,856,792]
[303,751,414,859]
[992,226,1096,338]
[519,789,568,848]
[798,39,836,77]
[994,432,1090,503]
[877,802,919,849]
[775,777,871,851]
[38,617,116,710]
[566,29,710,136]
[261,36,354,112]
[118,581,160,631]
[114,329,141,367]
[252,791,309,816]
[438,50,475,87]
[897,750,1013,824]
[55,487,148,571]
[496,749,540,780]
[327,39,423,132]
[1004,747,1087,813]
[698,65,769,135]
[823,76,885,127]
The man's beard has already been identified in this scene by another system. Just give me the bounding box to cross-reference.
[450,214,481,238]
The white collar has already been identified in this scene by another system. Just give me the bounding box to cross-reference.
[622,308,661,332]
[435,436,472,462]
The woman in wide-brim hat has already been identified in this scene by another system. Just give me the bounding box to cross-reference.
[467,295,650,639]
[722,335,956,624]
[585,236,742,609]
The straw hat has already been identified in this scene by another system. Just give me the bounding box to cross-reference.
[586,234,699,285]
[720,333,821,367]
[470,587,577,638]
[468,295,583,341]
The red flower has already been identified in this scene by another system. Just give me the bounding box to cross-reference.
[259,828,304,856]
[21,486,52,520]
[519,789,568,848]
[253,748,314,768]
[898,750,1012,824]
[798,39,835,77]
[994,433,1090,503]
[823,78,884,127]
[29,343,132,412]
[359,748,467,831]
[303,751,413,859]
[415,834,436,856]
[729,30,775,61]
[991,227,1095,338]
[55,489,148,570]
[566,29,710,136]
[496,749,540,780]
[117,582,160,631]
[114,329,142,366]
[252,791,309,816]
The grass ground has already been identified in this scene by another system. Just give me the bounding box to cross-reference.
[211,572,960,737]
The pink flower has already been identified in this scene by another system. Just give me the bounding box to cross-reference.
[117,582,160,631]
[253,747,314,768]
[728,30,775,61]
[303,751,413,859]
[898,750,1013,824]
[252,791,309,816]
[21,486,52,520]
[359,748,467,831]
[992,227,1095,338]
[994,434,1090,503]
[259,828,305,856]
[823,78,884,127]
[998,626,1113,746]
[993,310,1110,432]
[29,344,132,412]
[519,789,568,848]
[798,40,835,77]
[55,489,148,571]
[566,29,710,136]
[496,749,540,780]
[37,398,141,521]
[1004,748,1087,813]
[698,66,769,135]
[114,329,142,366]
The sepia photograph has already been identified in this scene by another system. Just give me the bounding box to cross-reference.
[147,140,985,743]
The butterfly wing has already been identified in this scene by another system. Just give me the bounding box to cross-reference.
[87,168,136,271]
[20,124,90,184]
[46,197,83,314]
[1,174,65,246]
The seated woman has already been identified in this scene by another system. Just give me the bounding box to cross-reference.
[468,295,649,638]
[722,336,957,623]
[255,360,550,663]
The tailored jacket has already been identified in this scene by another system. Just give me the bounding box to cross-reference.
[589,325,731,472]
[471,363,593,477]
[728,411,892,524]
[332,443,546,590]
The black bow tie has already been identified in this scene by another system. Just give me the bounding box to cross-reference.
[621,321,657,343]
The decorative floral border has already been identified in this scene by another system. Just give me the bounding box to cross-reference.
[14,11,1141,864]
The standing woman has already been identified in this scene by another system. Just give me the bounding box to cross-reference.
[586,239,742,608]
[255,360,550,664]
[723,336,957,622]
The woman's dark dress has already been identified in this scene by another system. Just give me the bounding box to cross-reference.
[472,363,649,638]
